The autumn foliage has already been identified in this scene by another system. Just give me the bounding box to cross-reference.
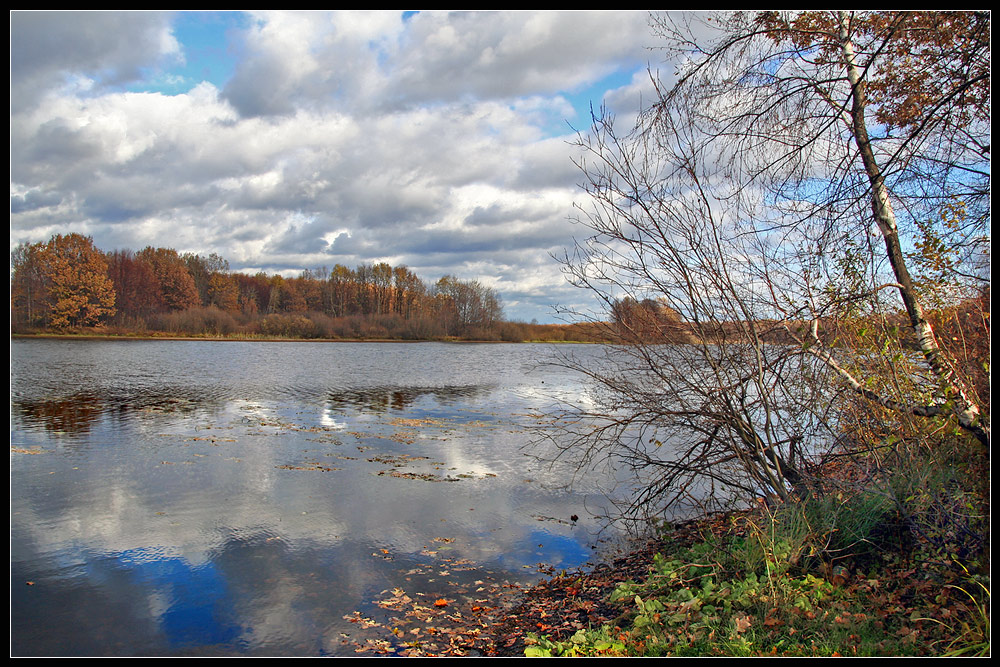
[10,233,598,342]
[11,234,116,329]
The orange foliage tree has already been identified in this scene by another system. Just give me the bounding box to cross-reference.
[137,247,200,312]
[36,234,116,328]
[206,273,240,312]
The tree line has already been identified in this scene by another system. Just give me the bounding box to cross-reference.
[10,233,576,341]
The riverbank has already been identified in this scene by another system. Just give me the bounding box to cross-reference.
[482,439,991,658]
[10,331,604,345]
[489,514,988,657]
[10,310,614,345]
[342,442,989,658]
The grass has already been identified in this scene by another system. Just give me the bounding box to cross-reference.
[525,526,989,657]
[522,430,990,657]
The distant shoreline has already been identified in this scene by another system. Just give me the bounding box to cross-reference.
[10,332,597,344]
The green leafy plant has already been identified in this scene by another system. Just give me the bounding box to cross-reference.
[524,628,627,657]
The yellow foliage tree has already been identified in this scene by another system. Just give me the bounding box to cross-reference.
[37,233,116,328]
[207,273,240,312]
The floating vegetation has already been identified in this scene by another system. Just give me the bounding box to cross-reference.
[374,469,499,483]
[275,463,342,472]
[368,453,430,466]
[376,470,459,482]
[342,574,526,656]
[390,417,448,428]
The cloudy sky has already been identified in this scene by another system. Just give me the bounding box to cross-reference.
[10,10,664,323]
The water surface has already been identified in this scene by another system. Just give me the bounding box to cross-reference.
[10,340,622,656]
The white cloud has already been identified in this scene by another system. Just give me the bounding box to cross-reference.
[10,11,182,110]
[9,10,659,322]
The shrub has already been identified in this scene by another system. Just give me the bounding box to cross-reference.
[259,313,319,338]
[151,306,237,335]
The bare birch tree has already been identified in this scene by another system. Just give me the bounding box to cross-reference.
[552,10,989,521]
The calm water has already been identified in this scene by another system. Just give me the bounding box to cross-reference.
[10,339,624,656]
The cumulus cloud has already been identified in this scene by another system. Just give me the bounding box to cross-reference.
[387,11,650,106]
[10,11,181,111]
[220,11,651,118]
[9,10,661,322]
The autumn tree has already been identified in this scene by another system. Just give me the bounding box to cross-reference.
[183,252,231,306]
[372,262,394,315]
[354,264,376,314]
[556,10,989,518]
[746,11,989,444]
[328,264,357,317]
[107,249,164,321]
[433,275,504,336]
[137,247,200,312]
[35,234,116,328]
[294,270,325,312]
[393,265,427,319]
[280,279,307,312]
[610,297,691,344]
[235,272,271,316]
[10,242,46,328]
[206,272,239,312]
[264,275,285,314]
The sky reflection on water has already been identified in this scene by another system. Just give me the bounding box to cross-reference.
[10,340,620,656]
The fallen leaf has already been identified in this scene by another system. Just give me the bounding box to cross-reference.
[434,599,449,607]
[734,615,752,633]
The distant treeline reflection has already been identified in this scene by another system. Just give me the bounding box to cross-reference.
[13,390,208,434]
[13,383,497,434]
[325,385,493,415]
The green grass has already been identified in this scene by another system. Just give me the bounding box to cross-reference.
[525,528,989,657]
[523,436,990,658]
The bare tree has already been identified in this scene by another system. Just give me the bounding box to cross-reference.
[434,275,504,336]
[552,107,841,520]
[551,10,989,521]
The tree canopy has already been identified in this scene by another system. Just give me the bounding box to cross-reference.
[11,234,116,329]
[11,235,526,341]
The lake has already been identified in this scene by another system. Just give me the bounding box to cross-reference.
[10,339,627,656]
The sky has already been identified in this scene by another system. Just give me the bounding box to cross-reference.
[10,10,665,323]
